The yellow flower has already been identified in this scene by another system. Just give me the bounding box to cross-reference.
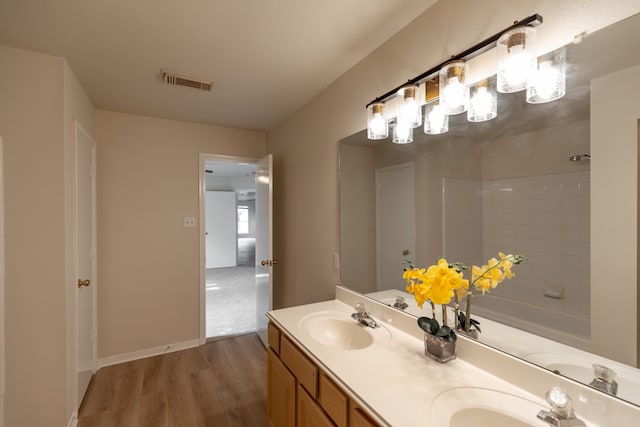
[403,267,425,283]
[499,252,516,279]
[422,259,468,305]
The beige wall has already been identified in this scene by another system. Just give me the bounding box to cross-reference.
[591,64,640,366]
[95,111,266,358]
[267,0,640,310]
[0,46,95,427]
[339,144,376,293]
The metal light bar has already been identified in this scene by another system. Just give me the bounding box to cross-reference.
[365,13,542,108]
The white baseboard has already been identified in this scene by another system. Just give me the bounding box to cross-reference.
[67,411,78,427]
[97,339,200,368]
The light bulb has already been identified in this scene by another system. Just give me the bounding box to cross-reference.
[424,102,448,135]
[443,77,465,111]
[468,79,497,122]
[366,102,388,139]
[396,85,422,128]
[439,61,468,115]
[370,113,386,135]
[527,47,566,104]
[471,87,491,116]
[498,26,536,93]
[393,121,413,144]
[503,45,531,88]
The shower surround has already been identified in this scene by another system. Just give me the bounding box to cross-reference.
[443,171,590,348]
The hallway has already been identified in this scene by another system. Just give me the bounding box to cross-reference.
[206,266,257,338]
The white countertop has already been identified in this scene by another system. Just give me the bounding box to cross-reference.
[267,287,640,426]
[268,298,555,426]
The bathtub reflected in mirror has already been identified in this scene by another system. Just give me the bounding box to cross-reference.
[339,12,640,407]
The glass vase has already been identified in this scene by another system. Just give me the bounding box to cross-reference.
[424,333,456,363]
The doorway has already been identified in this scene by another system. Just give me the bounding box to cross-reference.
[199,154,272,343]
[375,162,415,291]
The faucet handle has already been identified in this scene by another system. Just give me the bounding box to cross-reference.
[593,364,617,383]
[354,303,366,314]
[537,387,586,427]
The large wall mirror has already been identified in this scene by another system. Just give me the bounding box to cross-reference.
[339,13,640,407]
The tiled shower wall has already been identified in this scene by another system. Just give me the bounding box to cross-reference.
[443,171,590,330]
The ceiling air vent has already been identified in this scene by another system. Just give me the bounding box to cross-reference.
[161,69,213,92]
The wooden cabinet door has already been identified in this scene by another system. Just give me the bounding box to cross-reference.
[350,405,381,427]
[298,385,336,427]
[267,349,295,427]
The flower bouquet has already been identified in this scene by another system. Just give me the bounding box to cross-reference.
[403,252,525,361]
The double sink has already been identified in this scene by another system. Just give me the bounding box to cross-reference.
[293,308,597,427]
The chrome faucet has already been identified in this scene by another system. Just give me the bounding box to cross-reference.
[351,303,378,328]
[589,364,618,396]
[537,387,586,427]
[392,295,408,310]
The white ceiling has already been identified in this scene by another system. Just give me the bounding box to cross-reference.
[0,0,436,131]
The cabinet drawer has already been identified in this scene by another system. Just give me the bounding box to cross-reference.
[298,385,336,427]
[268,322,281,354]
[280,335,319,398]
[319,373,348,427]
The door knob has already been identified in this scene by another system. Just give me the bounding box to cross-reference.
[261,260,278,266]
[77,279,91,288]
[402,249,410,256]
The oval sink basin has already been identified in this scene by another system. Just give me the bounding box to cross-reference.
[431,387,547,427]
[299,311,390,350]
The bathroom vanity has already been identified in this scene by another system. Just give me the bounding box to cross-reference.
[267,287,640,426]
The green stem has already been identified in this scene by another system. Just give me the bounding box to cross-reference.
[442,304,448,327]
[453,293,459,330]
[465,292,472,332]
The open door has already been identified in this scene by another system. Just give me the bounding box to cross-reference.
[255,154,273,346]
[74,121,97,409]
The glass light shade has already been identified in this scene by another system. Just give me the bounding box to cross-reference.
[467,79,497,122]
[367,102,389,139]
[527,47,566,103]
[424,100,448,134]
[392,121,413,144]
[396,84,422,128]
[439,61,468,115]
[497,26,536,93]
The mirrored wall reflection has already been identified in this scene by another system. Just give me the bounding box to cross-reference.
[443,171,590,349]
[340,11,640,408]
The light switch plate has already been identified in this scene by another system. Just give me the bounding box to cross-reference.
[183,216,196,228]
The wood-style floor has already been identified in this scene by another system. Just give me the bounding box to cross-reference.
[78,333,267,427]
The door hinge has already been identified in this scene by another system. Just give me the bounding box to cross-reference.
[90,247,97,259]
[90,166,97,177]
[90,329,97,340]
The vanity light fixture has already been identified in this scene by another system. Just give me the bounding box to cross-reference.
[497,26,537,93]
[397,84,422,128]
[365,13,544,141]
[367,102,389,139]
[527,46,566,103]
[468,78,497,122]
[440,61,469,115]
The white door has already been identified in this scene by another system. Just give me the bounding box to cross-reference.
[75,122,96,408]
[255,154,273,346]
[205,191,237,269]
[376,163,414,291]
